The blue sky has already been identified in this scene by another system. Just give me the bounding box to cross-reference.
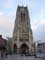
[0,0,45,42]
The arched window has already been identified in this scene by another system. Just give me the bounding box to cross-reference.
[21,12,25,22]
[13,44,17,54]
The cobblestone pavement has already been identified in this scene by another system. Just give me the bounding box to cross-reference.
[0,55,35,60]
[0,55,45,60]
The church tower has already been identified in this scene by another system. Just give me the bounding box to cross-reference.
[13,6,33,54]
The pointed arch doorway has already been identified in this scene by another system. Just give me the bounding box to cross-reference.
[20,43,29,54]
[13,44,17,54]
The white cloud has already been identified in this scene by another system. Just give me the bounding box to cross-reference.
[0,12,4,15]
[31,8,45,31]
[0,0,14,9]
[30,16,45,42]
[0,14,14,37]
[5,0,14,8]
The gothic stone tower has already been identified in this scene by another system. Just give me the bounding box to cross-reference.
[13,6,33,54]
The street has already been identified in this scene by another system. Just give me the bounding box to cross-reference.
[0,55,45,60]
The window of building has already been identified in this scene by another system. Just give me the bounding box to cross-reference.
[26,39,29,41]
[21,12,25,22]
[19,39,23,41]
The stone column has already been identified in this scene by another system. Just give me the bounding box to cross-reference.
[29,31,32,53]
[17,29,20,54]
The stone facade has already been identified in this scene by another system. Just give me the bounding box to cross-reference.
[13,6,33,54]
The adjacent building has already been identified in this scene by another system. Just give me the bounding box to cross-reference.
[37,43,45,53]
[0,35,7,50]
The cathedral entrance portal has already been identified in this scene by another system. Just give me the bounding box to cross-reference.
[20,43,29,54]
[13,44,17,54]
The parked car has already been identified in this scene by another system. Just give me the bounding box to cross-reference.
[35,53,45,59]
